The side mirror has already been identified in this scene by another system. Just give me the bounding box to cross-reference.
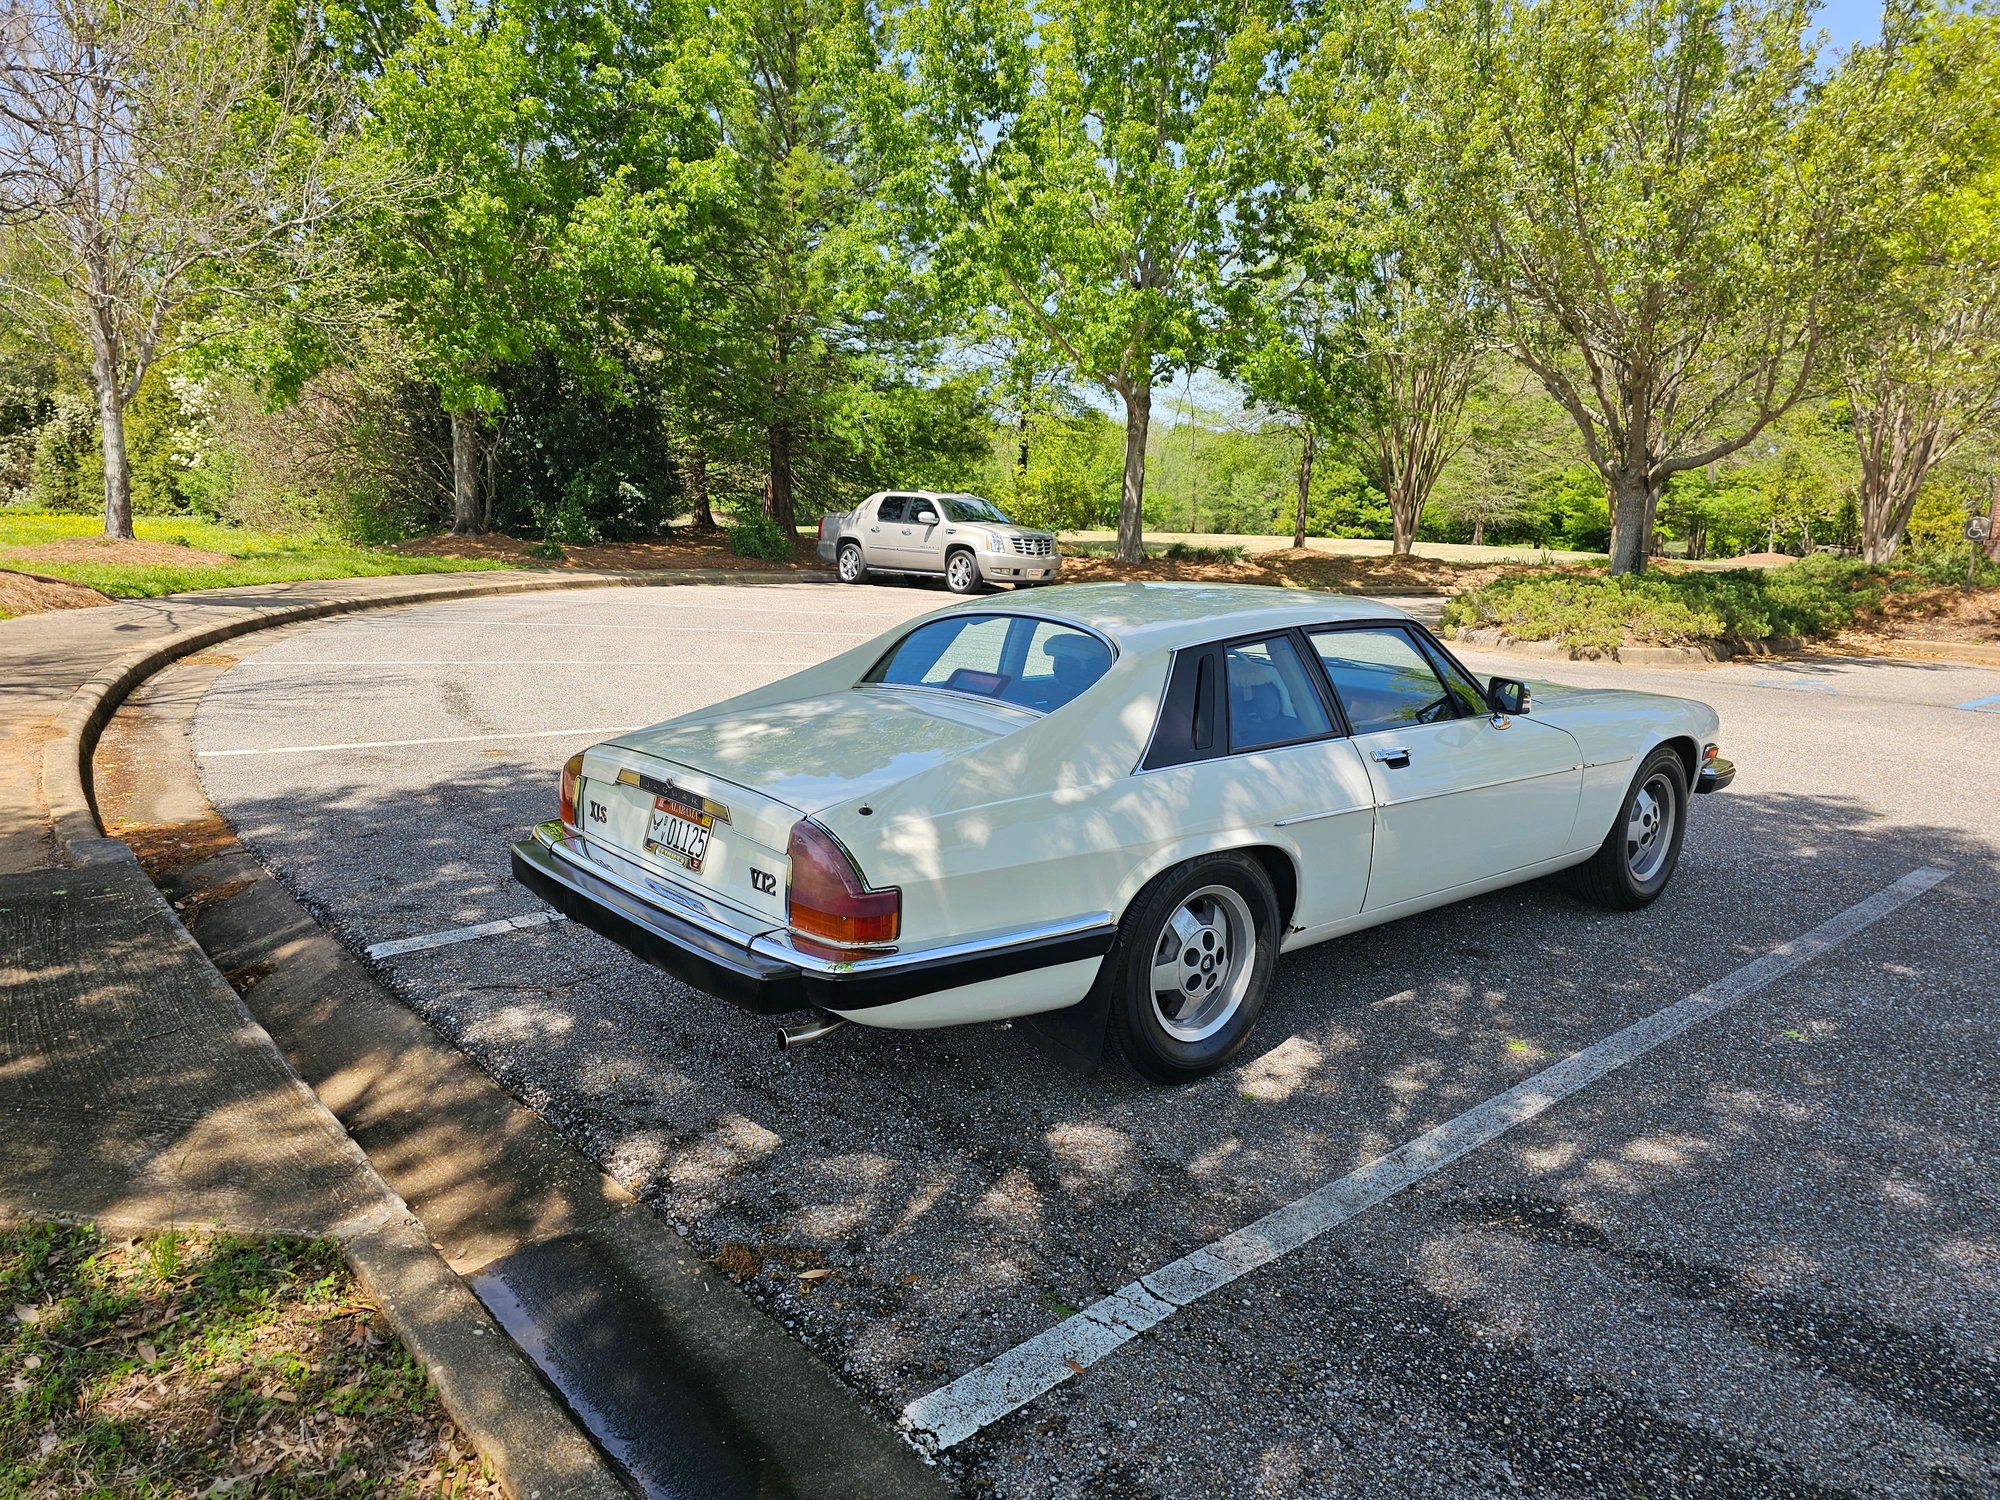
[1487,676,1531,716]
[913,508,938,525]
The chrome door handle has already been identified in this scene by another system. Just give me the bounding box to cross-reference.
[1371,746,1412,766]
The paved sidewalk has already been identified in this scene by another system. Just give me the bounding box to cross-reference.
[0,568,770,1498]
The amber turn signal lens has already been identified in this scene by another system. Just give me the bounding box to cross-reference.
[786,819,899,947]
[558,751,585,831]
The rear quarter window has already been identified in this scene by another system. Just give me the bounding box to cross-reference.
[865,614,1112,713]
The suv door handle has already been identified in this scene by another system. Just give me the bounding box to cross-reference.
[1371,746,1413,766]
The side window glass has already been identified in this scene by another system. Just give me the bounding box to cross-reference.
[875,496,906,523]
[1309,628,1455,734]
[1417,636,1488,717]
[1225,635,1333,752]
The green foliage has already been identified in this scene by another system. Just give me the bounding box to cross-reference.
[725,507,797,560]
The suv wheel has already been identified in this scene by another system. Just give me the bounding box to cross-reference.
[945,549,980,594]
[837,542,866,585]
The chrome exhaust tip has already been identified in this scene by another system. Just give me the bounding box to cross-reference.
[777,1011,848,1048]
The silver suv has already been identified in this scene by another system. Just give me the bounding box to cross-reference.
[816,491,1061,593]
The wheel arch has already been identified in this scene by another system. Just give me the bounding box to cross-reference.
[1658,733,1699,787]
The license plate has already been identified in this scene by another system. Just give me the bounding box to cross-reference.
[645,798,712,872]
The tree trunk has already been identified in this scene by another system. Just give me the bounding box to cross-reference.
[482,428,499,533]
[449,408,481,535]
[1858,489,1905,565]
[1606,469,1658,575]
[1116,379,1150,564]
[1986,475,2000,564]
[766,422,795,536]
[1293,428,1314,550]
[1017,411,1030,477]
[690,449,714,530]
[1390,482,1418,555]
[97,378,134,541]
[1471,501,1486,548]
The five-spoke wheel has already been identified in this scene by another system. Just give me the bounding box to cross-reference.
[1110,854,1279,1082]
[1569,745,1689,909]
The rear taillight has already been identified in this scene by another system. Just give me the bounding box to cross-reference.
[816,515,828,542]
[558,751,585,831]
[786,819,899,948]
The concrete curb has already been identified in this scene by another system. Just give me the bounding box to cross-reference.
[40,567,831,860]
[1880,636,2000,666]
[34,565,836,1500]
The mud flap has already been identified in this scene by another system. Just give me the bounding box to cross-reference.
[1023,956,1118,1076]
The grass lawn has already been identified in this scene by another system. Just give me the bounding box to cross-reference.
[1,1222,497,1497]
[0,513,511,600]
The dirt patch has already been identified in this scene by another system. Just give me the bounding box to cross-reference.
[0,568,110,616]
[105,814,240,877]
[2,537,238,569]
[1838,583,2000,652]
[1060,546,1521,595]
[391,529,815,571]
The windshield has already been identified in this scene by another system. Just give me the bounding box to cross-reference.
[942,495,1013,525]
[864,614,1113,713]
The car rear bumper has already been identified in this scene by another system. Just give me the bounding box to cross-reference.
[510,823,1116,1016]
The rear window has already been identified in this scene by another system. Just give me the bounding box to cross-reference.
[865,614,1112,713]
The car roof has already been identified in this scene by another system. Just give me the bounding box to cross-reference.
[944,582,1415,651]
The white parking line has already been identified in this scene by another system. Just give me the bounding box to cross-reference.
[365,909,567,961]
[197,726,635,758]
[900,865,1953,1452]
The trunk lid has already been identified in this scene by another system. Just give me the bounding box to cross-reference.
[578,687,1027,916]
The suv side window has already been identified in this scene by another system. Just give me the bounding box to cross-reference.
[875,495,907,523]
[1225,635,1334,752]
[1309,627,1458,733]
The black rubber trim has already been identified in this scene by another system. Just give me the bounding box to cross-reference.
[511,839,1117,1015]
[1695,758,1736,793]
[513,842,805,1015]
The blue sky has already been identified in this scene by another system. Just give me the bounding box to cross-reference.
[1817,0,1884,51]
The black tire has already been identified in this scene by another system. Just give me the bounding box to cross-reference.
[1567,745,1689,910]
[1107,853,1281,1084]
[836,541,867,585]
[944,548,981,594]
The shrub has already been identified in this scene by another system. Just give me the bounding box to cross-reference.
[1440,555,1891,651]
[1162,542,1245,564]
[726,508,795,561]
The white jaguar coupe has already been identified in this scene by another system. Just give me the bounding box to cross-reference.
[512,583,1734,1082]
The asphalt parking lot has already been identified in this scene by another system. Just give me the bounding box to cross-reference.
[188,582,1999,1499]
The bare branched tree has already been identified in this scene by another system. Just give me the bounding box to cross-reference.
[1352,259,1486,556]
[0,0,377,537]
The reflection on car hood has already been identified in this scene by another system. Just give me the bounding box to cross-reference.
[609,688,1028,813]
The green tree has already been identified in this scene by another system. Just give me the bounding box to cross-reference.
[907,0,1278,560]
[1395,0,1833,573]
[1811,0,2000,562]
[0,0,380,538]
[363,0,723,533]
[695,0,922,534]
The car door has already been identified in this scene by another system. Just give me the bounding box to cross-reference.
[1141,632,1375,937]
[903,496,951,574]
[862,495,906,568]
[1306,624,1582,912]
